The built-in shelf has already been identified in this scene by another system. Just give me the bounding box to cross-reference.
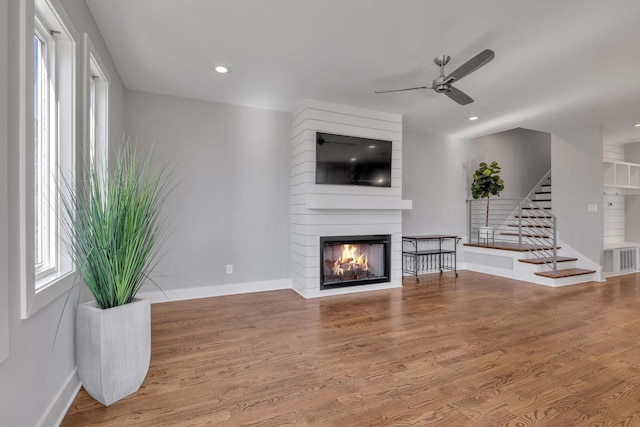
[306,194,413,210]
[603,160,640,189]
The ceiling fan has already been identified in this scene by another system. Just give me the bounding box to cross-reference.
[375,49,495,105]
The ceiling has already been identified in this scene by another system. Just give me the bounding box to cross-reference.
[86,0,640,142]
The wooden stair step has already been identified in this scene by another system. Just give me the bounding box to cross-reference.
[515,215,553,219]
[522,207,552,210]
[535,191,551,195]
[508,224,551,229]
[519,256,577,265]
[534,268,596,278]
[534,198,552,202]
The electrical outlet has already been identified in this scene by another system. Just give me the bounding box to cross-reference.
[226,264,233,274]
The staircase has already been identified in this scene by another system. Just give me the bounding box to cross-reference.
[464,172,597,287]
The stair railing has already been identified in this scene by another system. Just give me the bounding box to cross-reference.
[525,169,552,202]
[466,197,558,273]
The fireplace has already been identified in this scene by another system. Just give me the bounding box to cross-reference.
[320,235,391,290]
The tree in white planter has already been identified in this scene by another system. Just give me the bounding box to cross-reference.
[471,161,504,228]
[62,142,172,406]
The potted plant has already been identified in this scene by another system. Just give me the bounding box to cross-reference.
[62,142,171,406]
[471,161,504,242]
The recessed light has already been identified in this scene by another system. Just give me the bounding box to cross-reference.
[468,116,479,121]
[634,123,640,127]
[350,158,357,162]
[214,66,229,74]
[369,145,376,149]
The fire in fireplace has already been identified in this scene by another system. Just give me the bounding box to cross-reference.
[320,235,391,290]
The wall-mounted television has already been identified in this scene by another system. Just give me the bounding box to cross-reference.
[315,132,392,187]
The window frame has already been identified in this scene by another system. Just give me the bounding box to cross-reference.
[33,15,57,279]
[1,0,10,363]
[20,0,79,319]
[83,33,109,184]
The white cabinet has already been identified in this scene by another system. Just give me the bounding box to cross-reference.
[603,160,640,188]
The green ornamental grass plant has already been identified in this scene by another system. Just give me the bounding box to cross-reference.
[62,143,171,309]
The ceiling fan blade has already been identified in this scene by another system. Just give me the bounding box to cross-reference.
[446,49,495,82]
[445,86,474,105]
[374,85,431,94]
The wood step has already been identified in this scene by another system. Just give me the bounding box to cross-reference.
[499,232,550,238]
[535,191,551,195]
[464,242,559,252]
[533,198,552,202]
[534,268,596,278]
[518,256,578,265]
[541,184,551,187]
[508,224,551,229]
[522,207,552,210]
[515,214,553,219]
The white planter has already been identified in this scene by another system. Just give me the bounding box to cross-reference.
[76,298,151,406]
[478,226,494,243]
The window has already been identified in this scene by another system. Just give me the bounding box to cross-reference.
[20,0,78,318]
[33,17,56,279]
[84,34,109,182]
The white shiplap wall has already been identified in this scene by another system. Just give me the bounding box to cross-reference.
[604,141,625,244]
[291,100,409,298]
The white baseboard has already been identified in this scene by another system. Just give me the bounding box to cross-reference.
[38,368,81,427]
[137,278,292,304]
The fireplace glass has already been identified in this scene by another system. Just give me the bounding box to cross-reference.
[320,235,391,290]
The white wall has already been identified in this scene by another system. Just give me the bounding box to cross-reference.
[125,91,292,299]
[467,128,551,199]
[603,140,625,244]
[1,1,126,425]
[0,0,9,365]
[624,142,640,241]
[551,125,604,265]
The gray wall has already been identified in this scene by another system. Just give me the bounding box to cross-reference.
[1,0,126,425]
[551,125,603,264]
[125,91,291,294]
[624,142,640,241]
[402,127,551,239]
[402,131,469,237]
[467,128,552,199]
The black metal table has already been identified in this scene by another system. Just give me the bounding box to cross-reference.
[402,235,461,281]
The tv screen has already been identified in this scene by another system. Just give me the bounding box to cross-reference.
[316,132,392,187]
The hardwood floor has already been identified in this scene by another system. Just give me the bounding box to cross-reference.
[62,272,640,426]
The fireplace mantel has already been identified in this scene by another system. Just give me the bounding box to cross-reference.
[306,194,412,210]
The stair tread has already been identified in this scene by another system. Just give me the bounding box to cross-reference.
[522,207,552,210]
[519,256,578,264]
[515,215,553,219]
[507,224,551,228]
[534,199,552,202]
[534,268,596,278]
[535,191,552,194]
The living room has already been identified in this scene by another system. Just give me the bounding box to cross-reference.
[2,0,640,425]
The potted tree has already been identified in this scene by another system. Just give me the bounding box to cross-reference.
[62,143,171,406]
[471,161,504,242]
